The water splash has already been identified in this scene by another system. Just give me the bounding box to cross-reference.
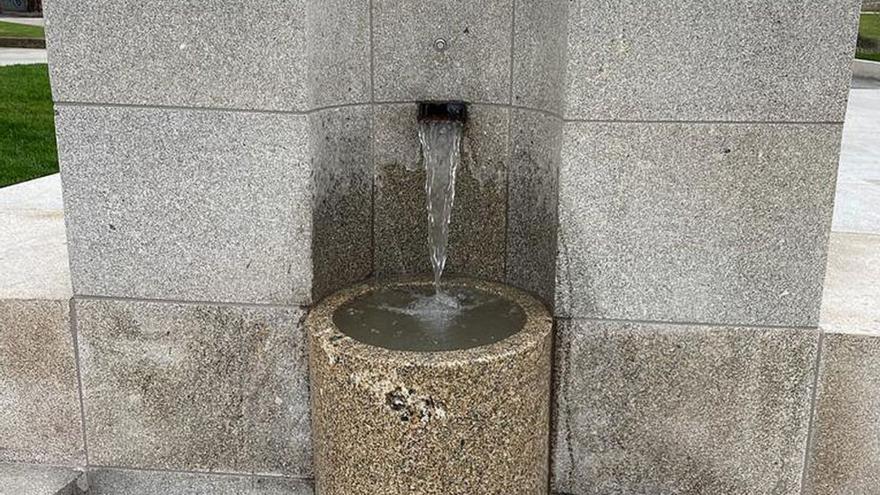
[418,119,463,292]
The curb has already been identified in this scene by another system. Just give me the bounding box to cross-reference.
[0,36,44,48]
[853,58,880,81]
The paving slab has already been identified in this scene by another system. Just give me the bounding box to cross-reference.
[0,174,71,300]
[0,48,46,66]
[0,17,44,27]
[833,89,880,234]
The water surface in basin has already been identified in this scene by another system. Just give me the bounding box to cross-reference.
[333,285,525,352]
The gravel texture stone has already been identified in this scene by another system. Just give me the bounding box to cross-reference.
[56,105,312,305]
[564,0,862,121]
[372,0,513,103]
[310,106,374,301]
[512,0,569,114]
[75,299,311,476]
[373,104,508,281]
[552,319,819,494]
[307,277,552,495]
[0,463,83,495]
[85,468,313,495]
[805,333,880,495]
[0,300,84,465]
[46,0,311,111]
[307,0,371,108]
[556,122,842,326]
[506,109,562,307]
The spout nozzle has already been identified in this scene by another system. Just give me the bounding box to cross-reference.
[418,101,468,124]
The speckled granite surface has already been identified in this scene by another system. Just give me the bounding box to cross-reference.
[307,278,553,495]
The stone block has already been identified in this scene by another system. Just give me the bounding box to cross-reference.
[307,0,371,108]
[75,299,311,476]
[564,0,861,121]
[0,463,84,495]
[512,0,569,114]
[0,300,84,465]
[552,319,818,494]
[372,0,512,103]
[46,0,310,111]
[86,468,313,495]
[56,105,312,305]
[805,333,880,495]
[556,122,842,326]
[373,103,509,281]
[310,106,373,301]
[506,109,562,307]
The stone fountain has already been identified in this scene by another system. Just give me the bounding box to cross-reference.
[0,1,865,494]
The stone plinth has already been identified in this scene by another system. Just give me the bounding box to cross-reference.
[307,278,552,495]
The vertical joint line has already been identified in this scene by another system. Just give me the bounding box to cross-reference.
[798,329,825,495]
[503,0,517,281]
[69,298,90,467]
[368,0,375,103]
[368,0,377,277]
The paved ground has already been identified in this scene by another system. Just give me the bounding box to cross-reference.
[0,15,43,27]
[821,81,880,334]
[0,47,46,66]
[0,174,71,299]
[832,88,880,234]
[852,76,880,89]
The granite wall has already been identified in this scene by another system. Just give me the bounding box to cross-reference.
[43,0,861,493]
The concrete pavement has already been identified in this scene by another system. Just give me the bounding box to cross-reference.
[0,47,46,65]
[832,88,880,234]
[0,16,43,27]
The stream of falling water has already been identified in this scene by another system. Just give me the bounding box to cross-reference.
[418,119,463,293]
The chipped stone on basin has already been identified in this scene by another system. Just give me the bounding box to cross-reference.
[306,277,553,495]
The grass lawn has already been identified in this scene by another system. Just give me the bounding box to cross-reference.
[0,20,44,39]
[860,13,880,39]
[0,64,58,188]
[858,13,880,62]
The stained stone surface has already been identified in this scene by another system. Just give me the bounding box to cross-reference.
[0,463,83,495]
[564,0,861,121]
[0,300,84,465]
[372,0,513,103]
[310,106,374,301]
[307,278,552,495]
[805,334,880,495]
[56,105,312,305]
[506,109,562,307]
[512,0,569,114]
[75,299,311,476]
[556,122,842,326]
[373,104,509,281]
[86,468,314,495]
[552,319,818,495]
[46,0,310,111]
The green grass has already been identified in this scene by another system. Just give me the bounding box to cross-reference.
[860,13,880,39]
[857,51,880,62]
[858,13,880,62]
[0,64,58,188]
[0,20,44,39]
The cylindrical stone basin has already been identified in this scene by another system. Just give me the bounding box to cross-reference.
[306,277,553,495]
